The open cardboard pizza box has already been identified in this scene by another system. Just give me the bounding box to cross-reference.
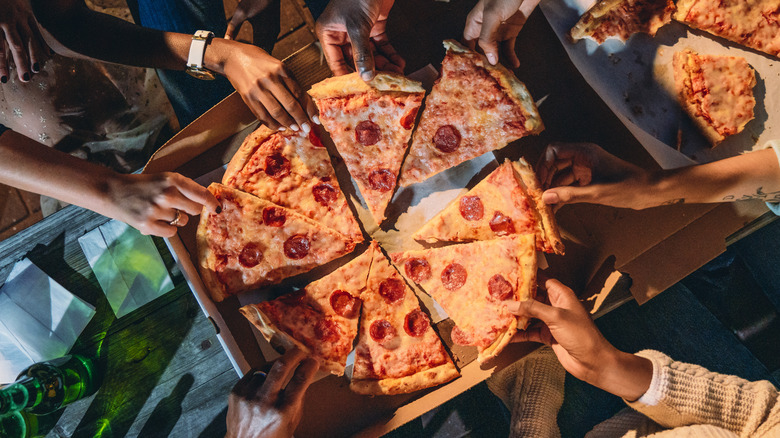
[144,43,771,437]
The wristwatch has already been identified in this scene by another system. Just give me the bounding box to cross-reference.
[186,30,217,80]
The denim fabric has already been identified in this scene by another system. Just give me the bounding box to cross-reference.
[731,218,780,313]
[304,0,329,20]
[0,124,7,136]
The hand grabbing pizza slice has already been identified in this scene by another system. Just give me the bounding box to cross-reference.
[196,183,355,302]
[392,235,537,363]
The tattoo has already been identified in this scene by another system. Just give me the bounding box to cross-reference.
[661,198,685,205]
[722,187,780,202]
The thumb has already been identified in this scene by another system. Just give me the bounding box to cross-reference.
[347,24,375,81]
[225,8,248,40]
[542,185,597,206]
[478,9,502,65]
[507,298,557,325]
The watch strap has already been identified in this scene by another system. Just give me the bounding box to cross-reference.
[187,30,214,70]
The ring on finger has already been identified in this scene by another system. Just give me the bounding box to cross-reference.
[168,209,184,227]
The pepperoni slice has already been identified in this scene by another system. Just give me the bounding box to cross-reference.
[283,235,310,260]
[379,278,405,304]
[489,212,516,236]
[262,206,286,227]
[330,290,361,318]
[450,326,473,346]
[355,120,381,145]
[459,196,484,221]
[308,129,325,148]
[367,169,395,192]
[314,318,340,342]
[238,243,264,268]
[400,107,419,130]
[264,153,291,179]
[433,125,461,153]
[488,274,514,301]
[441,263,467,291]
[369,319,397,343]
[312,181,338,206]
[404,258,431,283]
[404,309,430,337]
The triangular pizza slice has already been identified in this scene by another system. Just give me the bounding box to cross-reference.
[309,72,424,225]
[413,159,564,255]
[392,235,536,363]
[196,183,355,302]
[569,0,674,44]
[351,242,459,395]
[398,40,544,187]
[239,244,375,375]
[223,126,363,243]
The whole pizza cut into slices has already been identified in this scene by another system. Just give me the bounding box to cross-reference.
[223,126,363,243]
[196,183,355,302]
[569,0,675,44]
[309,72,425,225]
[239,244,375,375]
[392,235,537,363]
[351,242,459,395]
[398,40,543,187]
[413,159,564,255]
[673,50,756,146]
[674,0,780,58]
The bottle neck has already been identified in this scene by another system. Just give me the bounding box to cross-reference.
[0,377,42,417]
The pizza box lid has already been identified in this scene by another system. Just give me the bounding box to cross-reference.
[143,36,771,436]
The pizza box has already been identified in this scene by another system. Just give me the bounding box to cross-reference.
[143,39,772,437]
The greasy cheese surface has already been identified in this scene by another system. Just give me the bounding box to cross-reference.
[413,161,538,242]
[570,0,675,43]
[223,128,362,243]
[392,236,535,351]
[675,0,780,57]
[352,249,451,380]
[204,184,352,295]
[399,48,540,187]
[314,90,422,224]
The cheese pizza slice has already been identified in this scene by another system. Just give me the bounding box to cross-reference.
[196,183,355,302]
[413,159,564,255]
[351,243,459,395]
[673,50,756,146]
[392,235,537,363]
[569,0,674,44]
[674,0,780,58]
[398,40,543,187]
[239,244,375,376]
[309,72,424,225]
[223,126,363,243]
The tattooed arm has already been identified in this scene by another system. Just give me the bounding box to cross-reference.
[537,143,780,210]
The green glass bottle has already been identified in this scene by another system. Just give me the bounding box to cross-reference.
[0,355,97,417]
[0,410,59,438]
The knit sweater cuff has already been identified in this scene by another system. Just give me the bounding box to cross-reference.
[632,349,672,406]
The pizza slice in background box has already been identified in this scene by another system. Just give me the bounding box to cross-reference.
[569,0,674,44]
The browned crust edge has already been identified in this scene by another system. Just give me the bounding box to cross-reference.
[349,362,460,395]
[510,159,565,255]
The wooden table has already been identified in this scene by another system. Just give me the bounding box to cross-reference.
[0,3,683,436]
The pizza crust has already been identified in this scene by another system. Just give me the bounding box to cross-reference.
[196,207,229,302]
[222,125,276,186]
[308,72,424,100]
[511,159,565,255]
[477,318,518,363]
[349,362,460,395]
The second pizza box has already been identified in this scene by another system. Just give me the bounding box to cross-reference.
[143,41,770,437]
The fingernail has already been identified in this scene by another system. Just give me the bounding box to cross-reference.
[542,191,559,205]
[1,76,7,84]
[301,122,311,133]
[32,63,40,73]
[22,73,30,82]
[215,206,222,214]
[290,124,299,132]
[360,71,374,81]
[278,126,286,131]
[312,115,320,125]
[486,53,497,65]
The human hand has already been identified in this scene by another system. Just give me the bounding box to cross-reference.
[535,142,652,209]
[0,0,50,83]
[225,0,274,41]
[508,275,652,401]
[223,41,318,131]
[226,349,320,438]
[315,0,405,81]
[463,0,540,68]
[105,172,220,238]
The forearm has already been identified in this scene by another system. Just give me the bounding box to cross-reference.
[586,348,653,402]
[646,148,780,207]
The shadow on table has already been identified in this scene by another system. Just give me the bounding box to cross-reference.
[138,373,194,437]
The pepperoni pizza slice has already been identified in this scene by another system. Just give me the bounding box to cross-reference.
[392,235,537,363]
[239,244,375,375]
[196,183,355,302]
[351,243,459,395]
[223,126,363,243]
[569,0,674,44]
[309,72,424,225]
[398,40,543,187]
[673,50,756,146]
[413,159,564,255]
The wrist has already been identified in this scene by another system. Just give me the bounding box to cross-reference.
[593,349,653,401]
[203,38,240,76]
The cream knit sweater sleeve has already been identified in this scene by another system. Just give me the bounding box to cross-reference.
[623,350,780,437]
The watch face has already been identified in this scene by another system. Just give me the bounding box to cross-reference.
[186,67,217,81]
